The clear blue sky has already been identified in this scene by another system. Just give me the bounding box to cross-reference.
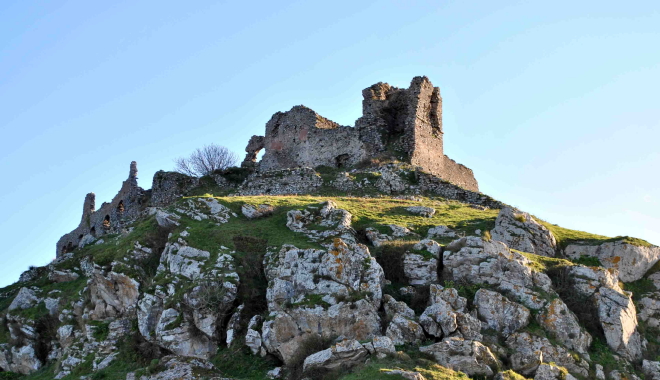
[1,0,658,287]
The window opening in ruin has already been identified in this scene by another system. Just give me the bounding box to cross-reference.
[90,226,96,237]
[61,246,67,255]
[78,234,83,240]
[117,200,125,214]
[66,242,73,252]
[103,215,111,229]
[335,154,350,168]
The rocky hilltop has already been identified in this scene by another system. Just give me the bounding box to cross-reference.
[2,77,660,380]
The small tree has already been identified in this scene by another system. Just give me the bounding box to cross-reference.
[174,144,238,177]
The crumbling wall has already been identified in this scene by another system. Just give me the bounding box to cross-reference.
[56,162,145,257]
[258,105,367,171]
[250,76,477,191]
[150,171,199,207]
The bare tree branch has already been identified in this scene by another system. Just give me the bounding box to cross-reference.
[173,144,238,177]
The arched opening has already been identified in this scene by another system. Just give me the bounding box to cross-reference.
[66,242,73,252]
[78,234,84,240]
[102,215,111,229]
[61,246,67,255]
[90,226,96,237]
[117,200,125,214]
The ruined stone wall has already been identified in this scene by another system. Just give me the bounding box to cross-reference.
[247,76,477,191]
[150,171,199,207]
[56,162,145,257]
[441,156,479,192]
[258,106,367,171]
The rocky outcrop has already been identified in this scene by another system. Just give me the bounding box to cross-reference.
[419,285,482,341]
[420,337,499,377]
[403,239,441,285]
[386,314,425,345]
[88,271,139,320]
[8,287,40,311]
[568,265,642,361]
[565,241,660,282]
[534,364,577,380]
[0,344,42,375]
[643,360,660,380]
[443,237,554,310]
[536,298,591,354]
[490,207,557,257]
[505,332,589,377]
[302,339,368,372]
[474,289,530,336]
[241,203,275,219]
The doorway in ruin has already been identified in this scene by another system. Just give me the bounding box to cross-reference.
[90,226,96,237]
[117,200,125,214]
[102,215,111,229]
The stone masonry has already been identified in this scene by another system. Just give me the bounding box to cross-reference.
[56,162,145,257]
[242,76,478,191]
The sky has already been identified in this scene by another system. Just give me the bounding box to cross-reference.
[0,0,658,287]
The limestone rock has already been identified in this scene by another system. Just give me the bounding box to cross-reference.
[225,304,244,347]
[302,339,368,372]
[637,293,660,329]
[609,370,642,380]
[490,207,557,257]
[389,224,416,238]
[568,265,642,361]
[383,294,416,320]
[48,269,79,283]
[372,336,396,358]
[406,206,435,218]
[643,360,660,380]
[152,209,181,228]
[565,241,660,282]
[245,315,265,356]
[159,243,210,280]
[474,288,530,336]
[386,313,425,345]
[242,204,275,219]
[155,308,217,359]
[429,284,467,312]
[506,332,589,377]
[133,355,223,380]
[536,298,591,354]
[427,225,457,239]
[443,237,553,310]
[384,369,427,380]
[403,252,439,285]
[262,300,381,365]
[8,287,40,311]
[419,299,458,338]
[364,227,391,247]
[0,344,42,375]
[88,271,139,320]
[534,364,577,380]
[419,337,499,377]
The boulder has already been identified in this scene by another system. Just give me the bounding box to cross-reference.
[225,304,244,347]
[403,250,439,286]
[419,337,499,377]
[443,237,553,310]
[565,241,660,282]
[474,288,530,336]
[505,332,589,377]
[158,243,210,280]
[242,204,275,219]
[568,265,642,361]
[0,344,42,375]
[637,293,660,329]
[8,288,40,311]
[384,369,427,380]
[490,207,557,257]
[364,227,391,247]
[245,315,265,356]
[302,339,368,372]
[154,308,217,359]
[386,313,425,345]
[87,271,139,320]
[262,300,381,365]
[643,360,660,380]
[427,225,457,240]
[383,294,416,320]
[48,269,79,283]
[371,336,396,358]
[536,298,591,354]
[406,206,435,218]
[534,364,577,380]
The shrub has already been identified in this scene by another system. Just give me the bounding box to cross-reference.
[174,144,238,177]
[233,236,270,320]
[218,166,251,185]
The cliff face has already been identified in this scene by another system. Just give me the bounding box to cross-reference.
[2,162,660,380]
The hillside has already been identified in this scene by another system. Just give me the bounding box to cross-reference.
[2,161,660,380]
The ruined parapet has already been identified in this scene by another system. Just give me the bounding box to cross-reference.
[56,162,145,257]
[248,76,477,191]
[258,105,367,171]
[150,171,199,207]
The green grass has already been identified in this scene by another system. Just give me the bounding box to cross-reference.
[623,278,656,300]
[516,250,574,273]
[210,343,277,380]
[338,356,470,380]
[89,320,111,341]
[539,220,654,248]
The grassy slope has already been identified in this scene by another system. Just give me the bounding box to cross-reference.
[1,191,653,380]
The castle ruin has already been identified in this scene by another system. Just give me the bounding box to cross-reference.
[56,76,480,257]
[241,76,478,191]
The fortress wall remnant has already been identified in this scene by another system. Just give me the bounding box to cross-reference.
[56,162,145,257]
[258,105,367,171]
[244,76,478,192]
